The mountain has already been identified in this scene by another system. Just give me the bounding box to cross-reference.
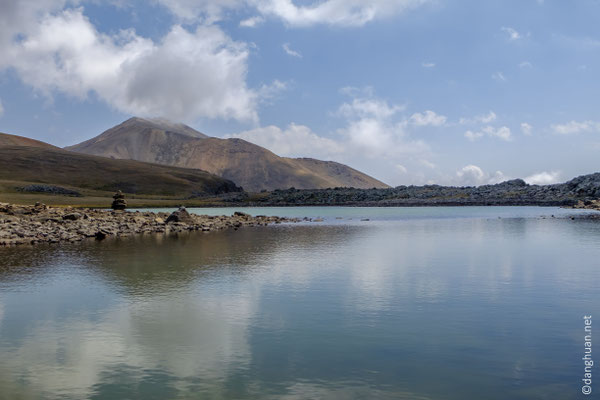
[66,117,390,192]
[0,133,240,196]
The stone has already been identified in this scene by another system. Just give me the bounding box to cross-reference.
[166,207,194,224]
[111,190,127,210]
[0,203,297,246]
[95,230,108,240]
[63,212,82,221]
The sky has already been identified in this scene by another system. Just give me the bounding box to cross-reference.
[1,0,599,187]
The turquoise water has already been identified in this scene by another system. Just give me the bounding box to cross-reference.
[0,207,599,399]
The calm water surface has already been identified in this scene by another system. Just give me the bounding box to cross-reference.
[0,207,599,399]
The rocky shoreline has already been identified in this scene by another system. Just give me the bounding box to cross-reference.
[0,203,297,247]
[227,173,600,207]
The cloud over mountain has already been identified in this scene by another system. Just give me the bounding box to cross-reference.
[1,2,259,123]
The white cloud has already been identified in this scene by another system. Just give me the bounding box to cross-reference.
[464,130,483,141]
[396,164,408,174]
[1,5,261,123]
[419,159,436,169]
[456,165,485,186]
[524,171,561,185]
[409,110,447,127]
[501,26,521,41]
[456,165,510,186]
[228,123,342,159]
[156,0,245,23]
[257,79,288,103]
[337,97,404,119]
[492,71,507,82]
[228,90,432,185]
[155,0,430,27]
[421,62,435,68]
[519,61,533,69]
[335,92,428,159]
[282,42,302,58]
[488,170,510,184]
[487,126,512,141]
[520,122,532,135]
[464,126,512,141]
[459,111,497,125]
[239,15,265,27]
[230,89,429,161]
[551,120,600,135]
[250,0,430,27]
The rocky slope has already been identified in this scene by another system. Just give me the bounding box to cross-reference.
[66,117,389,192]
[232,175,600,206]
[0,203,296,246]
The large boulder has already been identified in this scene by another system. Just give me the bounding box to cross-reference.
[166,207,194,224]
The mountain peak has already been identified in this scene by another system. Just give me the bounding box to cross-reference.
[121,117,208,139]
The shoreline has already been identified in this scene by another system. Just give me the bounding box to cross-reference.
[0,203,298,247]
[2,200,599,247]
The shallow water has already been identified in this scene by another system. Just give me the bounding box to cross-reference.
[0,207,599,399]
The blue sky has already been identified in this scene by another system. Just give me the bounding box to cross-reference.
[1,0,599,186]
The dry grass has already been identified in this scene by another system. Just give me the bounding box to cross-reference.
[0,191,232,208]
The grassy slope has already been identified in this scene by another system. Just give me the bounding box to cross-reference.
[0,146,241,200]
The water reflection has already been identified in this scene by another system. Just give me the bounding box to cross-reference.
[0,210,599,399]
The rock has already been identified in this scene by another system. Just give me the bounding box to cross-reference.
[63,212,82,221]
[0,202,297,246]
[19,184,81,197]
[111,190,127,210]
[234,211,251,217]
[95,230,109,240]
[166,207,194,224]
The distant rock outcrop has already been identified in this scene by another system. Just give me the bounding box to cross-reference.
[241,173,600,206]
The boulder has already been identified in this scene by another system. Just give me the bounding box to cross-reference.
[63,212,82,221]
[166,207,194,224]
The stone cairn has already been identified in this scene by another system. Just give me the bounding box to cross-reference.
[111,190,127,210]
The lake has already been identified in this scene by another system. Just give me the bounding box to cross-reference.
[0,207,598,399]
